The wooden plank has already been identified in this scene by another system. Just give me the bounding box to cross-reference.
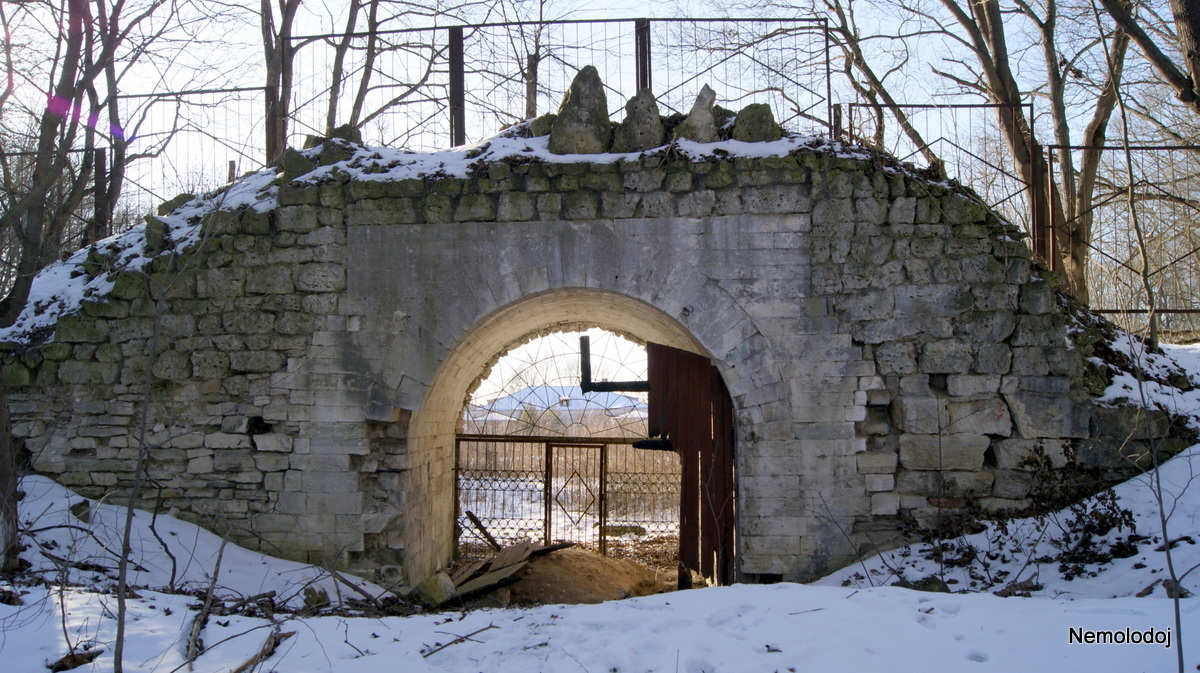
[449,558,489,587]
[455,561,529,596]
[490,539,534,570]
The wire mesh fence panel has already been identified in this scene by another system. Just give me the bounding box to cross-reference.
[843,103,1033,231]
[651,20,830,132]
[115,89,266,223]
[288,19,830,151]
[289,29,451,150]
[1078,146,1200,336]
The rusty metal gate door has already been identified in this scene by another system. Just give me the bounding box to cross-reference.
[648,342,736,585]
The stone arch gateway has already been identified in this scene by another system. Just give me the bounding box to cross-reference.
[4,128,1144,588]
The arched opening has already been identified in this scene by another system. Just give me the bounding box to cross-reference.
[402,288,732,586]
[456,328,682,570]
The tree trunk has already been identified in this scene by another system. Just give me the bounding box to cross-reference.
[262,0,301,163]
[0,383,15,574]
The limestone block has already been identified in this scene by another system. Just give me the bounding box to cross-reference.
[1004,390,1078,438]
[974,344,1012,374]
[275,205,321,234]
[920,340,973,374]
[855,197,888,225]
[953,311,1016,343]
[1089,405,1172,441]
[899,433,988,470]
[870,492,900,515]
[254,451,289,472]
[942,470,994,497]
[948,398,1012,436]
[222,311,275,334]
[197,267,246,298]
[946,374,1000,398]
[992,438,1068,470]
[497,192,536,221]
[55,315,110,344]
[188,456,213,474]
[662,171,692,192]
[856,451,898,474]
[206,433,252,450]
[889,197,916,224]
[891,396,945,434]
[874,341,917,375]
[742,185,810,214]
[245,266,295,295]
[296,263,346,293]
[249,438,287,462]
[173,433,206,449]
[991,470,1033,499]
[1012,314,1061,347]
[229,350,285,373]
[563,192,599,219]
[455,194,496,222]
[865,473,895,492]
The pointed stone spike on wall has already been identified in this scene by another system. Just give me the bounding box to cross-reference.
[548,66,611,154]
[612,89,665,153]
[674,84,719,143]
[732,103,782,142]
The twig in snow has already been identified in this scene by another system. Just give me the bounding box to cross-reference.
[420,623,498,658]
[186,534,230,669]
[228,623,294,673]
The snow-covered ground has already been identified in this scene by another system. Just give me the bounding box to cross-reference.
[2,345,1198,672]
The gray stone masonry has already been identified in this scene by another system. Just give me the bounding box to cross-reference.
[2,138,1170,587]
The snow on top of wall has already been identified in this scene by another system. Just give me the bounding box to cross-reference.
[0,124,923,346]
[294,130,877,186]
[0,167,279,344]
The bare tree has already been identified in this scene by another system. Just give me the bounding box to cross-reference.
[262,0,303,163]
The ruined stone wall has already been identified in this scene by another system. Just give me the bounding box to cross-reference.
[3,141,1152,584]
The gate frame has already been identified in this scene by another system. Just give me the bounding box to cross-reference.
[455,434,679,558]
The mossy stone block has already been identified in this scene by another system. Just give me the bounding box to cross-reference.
[109,271,147,300]
[55,315,110,343]
[239,211,272,235]
[388,179,425,198]
[81,299,130,319]
[430,178,466,196]
[201,210,239,237]
[455,194,496,222]
[423,195,455,223]
[346,181,389,200]
[277,148,315,181]
[157,192,196,216]
[2,361,33,387]
[39,343,72,361]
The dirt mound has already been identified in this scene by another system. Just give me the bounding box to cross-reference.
[505,547,673,605]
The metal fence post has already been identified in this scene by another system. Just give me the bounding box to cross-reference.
[635,19,651,92]
[449,26,466,147]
